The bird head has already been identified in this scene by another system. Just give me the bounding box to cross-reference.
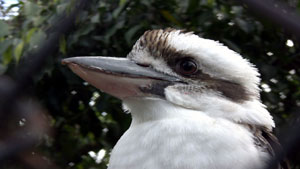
[62,28,274,129]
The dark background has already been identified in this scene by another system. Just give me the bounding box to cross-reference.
[0,0,299,169]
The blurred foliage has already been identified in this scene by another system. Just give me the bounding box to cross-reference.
[0,0,299,168]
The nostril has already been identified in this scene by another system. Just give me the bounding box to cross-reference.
[136,63,151,67]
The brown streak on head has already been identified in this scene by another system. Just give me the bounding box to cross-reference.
[136,28,189,59]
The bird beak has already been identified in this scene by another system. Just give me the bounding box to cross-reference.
[62,56,181,99]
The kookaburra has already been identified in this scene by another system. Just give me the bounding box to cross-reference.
[62,28,288,169]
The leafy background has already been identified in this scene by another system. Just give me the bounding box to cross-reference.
[0,0,299,168]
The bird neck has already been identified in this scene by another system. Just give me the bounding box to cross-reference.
[122,95,275,130]
[122,97,204,126]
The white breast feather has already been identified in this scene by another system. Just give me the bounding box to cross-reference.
[108,98,270,169]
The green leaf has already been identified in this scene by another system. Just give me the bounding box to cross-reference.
[91,13,100,23]
[33,16,46,26]
[78,24,94,36]
[207,0,215,7]
[4,3,20,14]
[57,2,68,14]
[235,18,254,33]
[59,35,67,55]
[112,1,127,18]
[221,38,241,53]
[29,30,46,50]
[25,28,37,43]
[14,41,24,62]
[187,0,199,13]
[125,24,143,45]
[119,0,127,6]
[0,20,10,37]
[160,10,181,26]
[104,20,125,43]
[0,64,7,75]
[3,46,13,65]
[0,39,12,54]
[24,2,40,16]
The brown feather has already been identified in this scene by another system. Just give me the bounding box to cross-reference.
[245,125,290,169]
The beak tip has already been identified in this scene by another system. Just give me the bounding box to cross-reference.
[61,57,78,65]
[61,58,72,65]
[61,59,67,65]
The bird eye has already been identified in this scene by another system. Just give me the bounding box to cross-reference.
[176,59,198,76]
